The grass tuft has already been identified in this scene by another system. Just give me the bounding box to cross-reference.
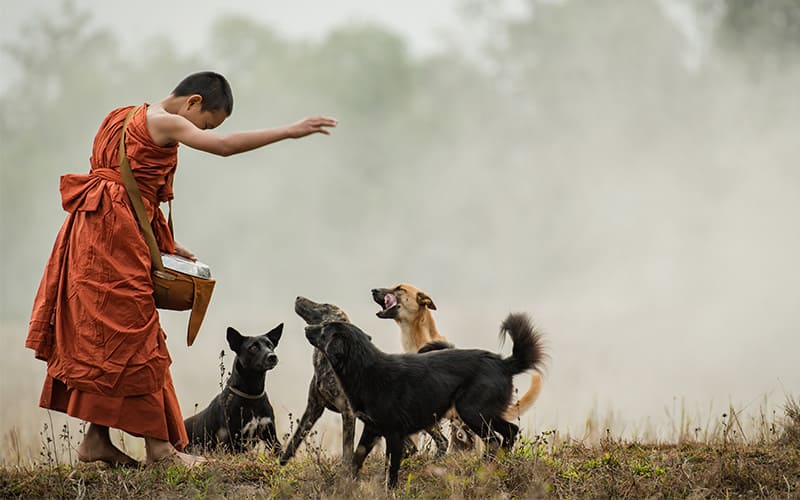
[2,397,799,498]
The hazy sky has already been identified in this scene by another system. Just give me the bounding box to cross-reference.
[0,0,524,93]
[17,1,475,48]
[0,0,707,88]
[0,0,516,63]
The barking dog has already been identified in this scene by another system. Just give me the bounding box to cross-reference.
[305,313,545,488]
[280,297,357,466]
[184,324,283,453]
[372,283,451,352]
[372,284,544,422]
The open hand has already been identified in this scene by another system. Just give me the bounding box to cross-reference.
[288,116,338,138]
[174,241,197,261]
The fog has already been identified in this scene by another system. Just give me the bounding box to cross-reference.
[2,0,799,462]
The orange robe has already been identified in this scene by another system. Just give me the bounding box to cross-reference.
[26,105,187,448]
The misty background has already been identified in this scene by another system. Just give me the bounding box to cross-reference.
[1,0,798,461]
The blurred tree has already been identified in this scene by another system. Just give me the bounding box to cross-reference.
[715,0,800,72]
[0,2,207,318]
[707,0,800,179]
[0,2,127,317]
[485,0,688,144]
[0,1,121,187]
[449,0,699,291]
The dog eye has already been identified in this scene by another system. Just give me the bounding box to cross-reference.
[248,344,258,352]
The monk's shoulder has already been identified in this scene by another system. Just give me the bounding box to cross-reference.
[145,105,182,147]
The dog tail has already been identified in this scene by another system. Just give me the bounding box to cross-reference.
[500,313,547,420]
[418,340,454,353]
[502,371,543,421]
[500,312,546,376]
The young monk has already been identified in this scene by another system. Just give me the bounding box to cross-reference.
[25,71,336,467]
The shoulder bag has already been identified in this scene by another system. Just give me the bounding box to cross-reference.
[118,105,215,346]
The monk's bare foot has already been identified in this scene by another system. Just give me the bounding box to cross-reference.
[146,449,208,468]
[145,438,207,467]
[77,424,139,467]
[173,451,208,467]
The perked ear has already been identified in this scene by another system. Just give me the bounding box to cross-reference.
[417,292,437,310]
[265,323,284,347]
[226,327,244,352]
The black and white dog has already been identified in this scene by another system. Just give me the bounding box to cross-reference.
[184,324,283,453]
[304,313,546,488]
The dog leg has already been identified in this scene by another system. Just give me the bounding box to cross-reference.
[280,378,325,465]
[457,409,504,459]
[385,433,406,489]
[425,423,449,458]
[340,406,356,466]
[352,426,381,478]
[474,417,518,458]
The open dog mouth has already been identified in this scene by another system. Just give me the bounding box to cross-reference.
[372,289,400,319]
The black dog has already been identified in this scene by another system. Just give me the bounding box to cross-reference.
[280,297,357,466]
[184,324,283,453]
[305,313,545,488]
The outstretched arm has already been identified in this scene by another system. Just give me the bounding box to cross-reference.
[149,113,337,157]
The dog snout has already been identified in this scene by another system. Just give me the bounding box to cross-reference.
[267,353,278,364]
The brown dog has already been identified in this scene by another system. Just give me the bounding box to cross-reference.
[372,283,543,424]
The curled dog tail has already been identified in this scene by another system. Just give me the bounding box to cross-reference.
[500,313,547,420]
[500,313,546,377]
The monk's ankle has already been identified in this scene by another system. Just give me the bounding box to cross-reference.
[145,438,176,461]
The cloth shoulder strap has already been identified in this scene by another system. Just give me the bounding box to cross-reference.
[118,105,165,272]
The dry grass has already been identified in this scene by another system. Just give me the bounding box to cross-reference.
[1,398,798,499]
[782,395,800,447]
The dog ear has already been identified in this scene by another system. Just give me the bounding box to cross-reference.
[325,335,346,360]
[305,324,323,343]
[265,323,283,347]
[226,327,244,352]
[417,292,437,310]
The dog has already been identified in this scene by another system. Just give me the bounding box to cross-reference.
[184,324,283,453]
[279,297,357,466]
[372,283,544,422]
[304,313,545,488]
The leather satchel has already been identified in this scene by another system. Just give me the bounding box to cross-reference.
[117,105,215,346]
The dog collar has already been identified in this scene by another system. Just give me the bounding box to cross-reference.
[227,384,265,400]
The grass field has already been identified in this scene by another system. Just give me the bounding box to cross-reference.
[1,398,798,499]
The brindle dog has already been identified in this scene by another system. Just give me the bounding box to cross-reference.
[279,297,356,466]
